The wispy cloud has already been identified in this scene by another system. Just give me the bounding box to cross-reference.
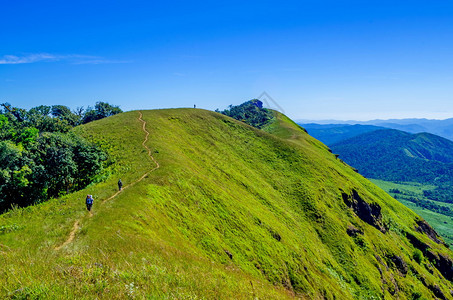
[0,53,130,65]
[0,53,59,64]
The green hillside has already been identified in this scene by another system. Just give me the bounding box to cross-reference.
[1,109,452,299]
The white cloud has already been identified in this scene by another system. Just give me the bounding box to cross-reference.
[0,53,57,64]
[0,53,129,65]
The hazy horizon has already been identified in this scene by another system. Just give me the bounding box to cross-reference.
[296,116,453,123]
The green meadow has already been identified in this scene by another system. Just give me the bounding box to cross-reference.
[371,179,453,246]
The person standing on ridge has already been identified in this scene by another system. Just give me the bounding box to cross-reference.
[118,179,123,191]
[86,194,94,211]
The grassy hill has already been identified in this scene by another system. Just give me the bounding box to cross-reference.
[1,109,452,299]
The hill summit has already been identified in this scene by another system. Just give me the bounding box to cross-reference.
[0,108,452,299]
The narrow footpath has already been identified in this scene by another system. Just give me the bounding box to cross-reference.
[55,111,159,250]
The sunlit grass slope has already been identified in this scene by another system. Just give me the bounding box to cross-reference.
[1,108,452,299]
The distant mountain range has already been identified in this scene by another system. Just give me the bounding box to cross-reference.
[329,129,453,184]
[298,118,453,141]
[301,124,386,145]
[301,122,453,206]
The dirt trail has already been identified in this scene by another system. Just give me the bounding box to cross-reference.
[54,111,159,250]
[102,111,160,202]
[54,221,79,250]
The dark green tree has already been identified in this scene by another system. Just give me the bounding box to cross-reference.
[82,101,122,124]
[0,102,112,212]
[51,105,80,126]
[218,100,274,129]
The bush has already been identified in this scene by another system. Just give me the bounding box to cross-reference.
[413,249,423,264]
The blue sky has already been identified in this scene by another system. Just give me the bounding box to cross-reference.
[1,1,453,120]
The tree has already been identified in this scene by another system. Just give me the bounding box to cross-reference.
[29,105,51,117]
[82,101,122,124]
[218,100,274,128]
[0,115,13,140]
[71,134,107,188]
[1,103,27,123]
[0,102,113,212]
[51,105,80,126]
[73,106,85,118]
[38,133,77,197]
[0,141,35,209]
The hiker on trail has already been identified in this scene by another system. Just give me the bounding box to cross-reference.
[194,104,196,108]
[86,194,94,211]
[118,179,123,191]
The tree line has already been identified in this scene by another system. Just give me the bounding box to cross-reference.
[0,101,122,212]
[391,190,453,217]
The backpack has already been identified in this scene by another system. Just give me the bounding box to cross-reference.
[86,196,93,205]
